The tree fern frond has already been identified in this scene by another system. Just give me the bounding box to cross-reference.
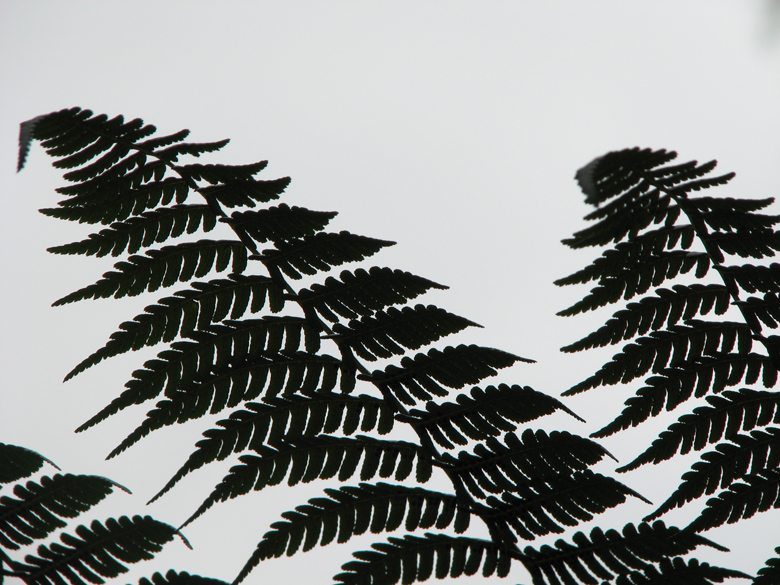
[176,161,269,183]
[684,195,778,233]
[592,353,780,437]
[183,436,432,527]
[53,240,248,306]
[362,345,531,406]
[617,389,780,472]
[604,557,749,585]
[703,231,780,264]
[645,428,780,521]
[66,275,284,380]
[522,521,727,585]
[562,284,729,353]
[754,547,780,585]
[715,263,780,295]
[563,321,752,396]
[481,471,649,541]
[557,251,710,317]
[330,305,479,362]
[401,384,582,450]
[735,293,780,332]
[8,516,176,585]
[0,474,120,550]
[297,268,447,323]
[225,204,337,244]
[332,533,512,585]
[258,232,395,280]
[197,177,291,209]
[150,394,394,503]
[136,570,229,585]
[152,138,231,163]
[0,444,57,485]
[440,430,614,500]
[47,205,217,258]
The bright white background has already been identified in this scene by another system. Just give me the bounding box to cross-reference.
[1,2,779,584]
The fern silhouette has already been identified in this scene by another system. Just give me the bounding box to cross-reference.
[18,111,744,585]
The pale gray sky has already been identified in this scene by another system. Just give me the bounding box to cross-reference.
[1,2,779,584]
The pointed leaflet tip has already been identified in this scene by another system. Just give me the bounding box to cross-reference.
[18,115,46,172]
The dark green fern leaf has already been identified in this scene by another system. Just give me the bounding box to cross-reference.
[704,230,780,264]
[400,384,582,450]
[151,137,231,162]
[53,240,248,306]
[66,274,283,380]
[149,393,394,503]
[183,436,432,527]
[136,570,228,585]
[481,471,650,541]
[645,428,780,521]
[297,267,447,323]
[563,321,752,396]
[440,430,614,500]
[238,483,467,579]
[258,232,395,280]
[47,205,217,258]
[225,204,337,244]
[0,474,122,550]
[683,195,779,233]
[332,533,512,585]
[0,444,55,484]
[522,521,728,585]
[608,557,749,585]
[617,389,780,472]
[716,263,780,295]
[8,515,176,585]
[735,292,780,332]
[362,345,531,406]
[754,547,780,585]
[198,178,291,209]
[177,161,268,183]
[330,305,479,362]
[561,284,729,353]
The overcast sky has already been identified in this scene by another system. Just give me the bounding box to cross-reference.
[1,2,780,584]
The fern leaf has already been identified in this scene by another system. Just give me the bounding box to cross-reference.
[754,547,780,585]
[149,394,395,503]
[482,471,650,541]
[183,436,432,527]
[0,474,120,550]
[716,263,780,295]
[705,230,780,264]
[238,483,468,579]
[258,232,395,280]
[136,570,228,585]
[401,384,582,450]
[332,533,512,585]
[225,204,337,244]
[0,444,57,484]
[47,205,217,258]
[604,557,749,585]
[564,321,752,396]
[17,115,46,171]
[440,430,614,500]
[685,195,779,235]
[618,389,780,471]
[363,345,531,406]
[646,427,780,521]
[53,240,248,306]
[522,521,727,585]
[66,275,283,380]
[562,284,729,353]
[152,138,231,162]
[297,267,447,323]
[330,305,479,362]
[198,177,291,209]
[735,292,780,332]
[8,515,176,585]
[177,161,268,183]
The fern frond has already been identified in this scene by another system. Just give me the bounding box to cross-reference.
[225,204,337,244]
[645,427,780,521]
[136,570,228,585]
[617,389,780,471]
[183,436,432,527]
[604,557,749,585]
[197,177,291,209]
[562,284,729,352]
[0,474,120,550]
[66,275,283,380]
[564,321,752,396]
[440,430,614,500]
[176,161,268,183]
[685,195,779,233]
[401,384,583,450]
[150,394,394,503]
[332,533,512,585]
[754,547,780,585]
[152,138,231,162]
[716,263,780,295]
[522,521,727,585]
[47,205,217,258]
[592,353,780,437]
[0,444,57,484]
[481,471,650,541]
[735,292,780,332]
[704,231,780,264]
[240,483,467,575]
[8,515,176,585]
[363,345,531,406]
[53,240,248,306]
[258,232,395,280]
[297,267,447,323]
[330,305,479,362]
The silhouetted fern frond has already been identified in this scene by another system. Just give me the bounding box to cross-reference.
[754,547,780,585]
[225,204,337,244]
[136,570,229,585]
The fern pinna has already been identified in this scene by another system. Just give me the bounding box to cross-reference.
[17,109,738,585]
[558,147,780,580]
